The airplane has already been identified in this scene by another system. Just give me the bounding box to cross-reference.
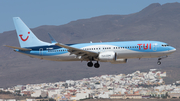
[5,17,176,68]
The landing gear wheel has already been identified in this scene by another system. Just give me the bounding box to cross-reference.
[94,62,100,68]
[157,61,161,65]
[87,62,93,67]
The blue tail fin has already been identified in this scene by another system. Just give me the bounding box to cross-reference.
[13,17,51,48]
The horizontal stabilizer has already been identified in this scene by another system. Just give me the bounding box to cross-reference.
[4,45,32,51]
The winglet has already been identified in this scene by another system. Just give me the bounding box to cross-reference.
[48,33,57,43]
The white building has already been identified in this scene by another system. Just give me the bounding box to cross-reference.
[48,89,61,98]
[71,92,89,100]
[31,90,47,97]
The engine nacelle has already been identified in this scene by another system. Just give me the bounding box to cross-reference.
[98,51,127,64]
[98,51,116,62]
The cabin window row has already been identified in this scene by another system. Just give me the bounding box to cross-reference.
[82,46,147,50]
[48,49,68,52]
[48,45,148,52]
[113,46,147,49]
[82,47,111,50]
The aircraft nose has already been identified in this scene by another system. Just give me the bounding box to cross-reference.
[169,47,176,52]
[172,48,176,52]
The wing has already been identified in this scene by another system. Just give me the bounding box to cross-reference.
[55,43,98,61]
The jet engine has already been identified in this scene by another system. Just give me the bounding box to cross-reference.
[98,51,116,61]
[98,51,127,64]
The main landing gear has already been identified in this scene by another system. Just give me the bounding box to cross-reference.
[87,61,100,68]
[87,62,93,67]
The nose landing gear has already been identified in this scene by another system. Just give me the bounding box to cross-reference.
[157,58,161,65]
[157,60,161,65]
[157,55,168,65]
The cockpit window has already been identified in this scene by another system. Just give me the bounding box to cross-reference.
[162,44,169,47]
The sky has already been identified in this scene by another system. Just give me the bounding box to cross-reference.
[0,0,180,33]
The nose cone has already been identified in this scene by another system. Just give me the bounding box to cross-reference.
[169,47,176,53]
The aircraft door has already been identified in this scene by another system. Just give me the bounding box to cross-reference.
[152,43,157,51]
[39,48,43,56]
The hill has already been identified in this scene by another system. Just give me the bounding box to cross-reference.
[0,2,180,87]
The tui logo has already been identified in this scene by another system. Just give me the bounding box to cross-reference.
[19,32,30,41]
[137,43,151,50]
